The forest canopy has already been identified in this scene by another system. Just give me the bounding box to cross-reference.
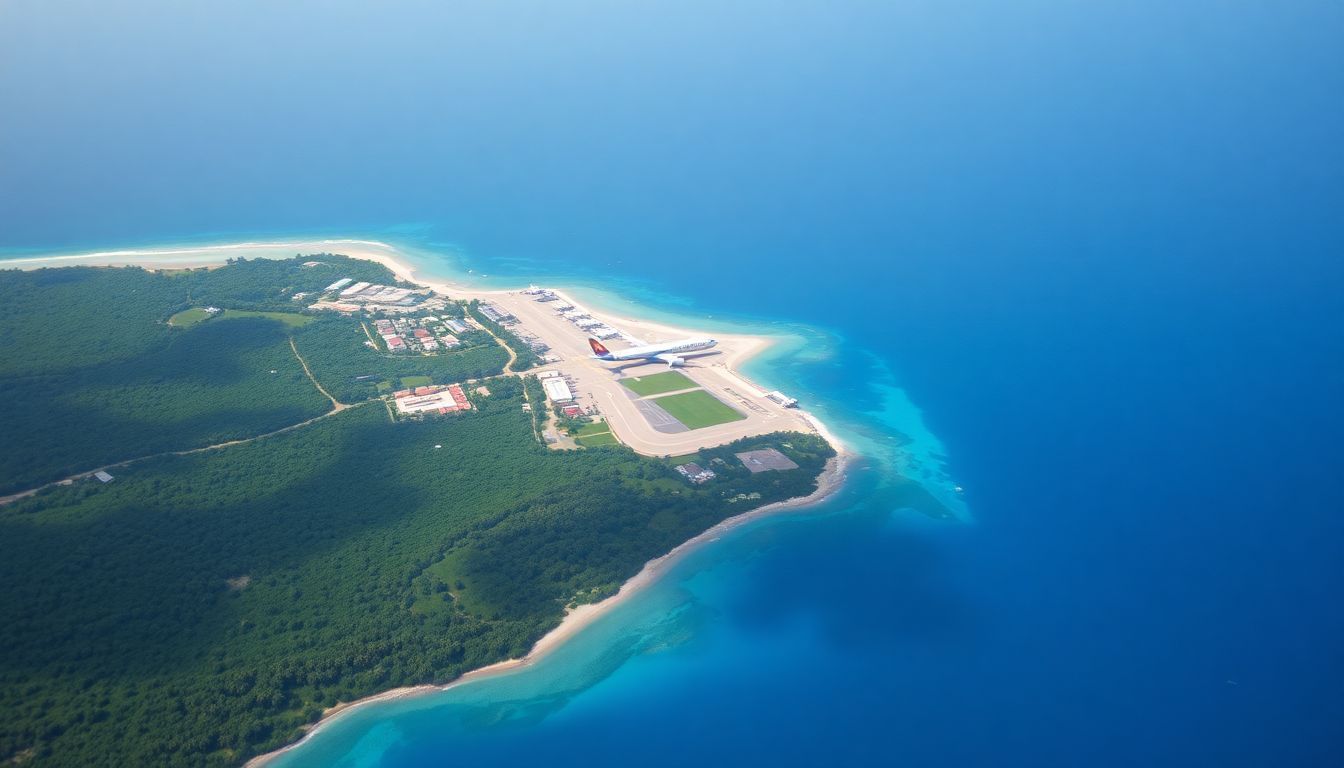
[0,257,506,495]
[0,258,835,767]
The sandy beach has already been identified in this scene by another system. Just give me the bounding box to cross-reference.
[0,238,769,365]
[4,239,853,766]
[244,451,849,767]
[3,239,843,462]
[5,238,817,457]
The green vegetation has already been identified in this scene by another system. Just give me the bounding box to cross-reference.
[572,419,619,448]
[427,429,834,621]
[167,307,213,327]
[523,375,548,439]
[0,256,500,497]
[573,420,612,437]
[0,364,832,765]
[619,371,697,397]
[0,262,378,496]
[575,432,620,447]
[291,317,506,404]
[652,390,747,429]
[219,309,313,328]
[170,308,314,329]
[189,254,394,311]
[0,259,836,766]
[465,300,539,371]
[399,375,433,388]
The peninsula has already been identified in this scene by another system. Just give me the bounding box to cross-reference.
[0,242,878,767]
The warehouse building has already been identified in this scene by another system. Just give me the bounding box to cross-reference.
[542,377,574,403]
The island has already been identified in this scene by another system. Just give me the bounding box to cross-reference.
[0,246,875,767]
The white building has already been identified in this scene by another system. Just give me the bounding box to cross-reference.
[542,377,574,403]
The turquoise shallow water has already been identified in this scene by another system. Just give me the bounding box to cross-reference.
[6,236,974,765]
[386,241,969,517]
[269,470,882,768]
[3,1,1343,764]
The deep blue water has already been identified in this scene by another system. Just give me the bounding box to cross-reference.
[3,2,1343,765]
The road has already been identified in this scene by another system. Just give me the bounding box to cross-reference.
[486,291,814,456]
[1,337,358,506]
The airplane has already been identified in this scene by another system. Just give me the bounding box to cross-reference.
[588,336,717,367]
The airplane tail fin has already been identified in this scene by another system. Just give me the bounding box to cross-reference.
[588,338,611,357]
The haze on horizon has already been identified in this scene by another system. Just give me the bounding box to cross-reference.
[1,2,1341,767]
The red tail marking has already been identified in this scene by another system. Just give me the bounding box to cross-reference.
[589,338,611,356]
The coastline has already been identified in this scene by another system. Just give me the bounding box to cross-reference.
[245,451,850,768]
[2,238,813,457]
[0,239,772,362]
[1,238,783,389]
[6,238,856,766]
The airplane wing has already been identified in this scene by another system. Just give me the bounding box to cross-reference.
[654,353,684,367]
[623,332,647,347]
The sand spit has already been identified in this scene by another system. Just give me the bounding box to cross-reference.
[4,239,853,766]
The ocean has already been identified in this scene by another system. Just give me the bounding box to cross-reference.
[2,2,1342,766]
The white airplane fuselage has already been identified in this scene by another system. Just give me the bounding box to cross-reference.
[589,336,717,367]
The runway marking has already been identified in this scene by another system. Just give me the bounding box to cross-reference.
[634,399,689,433]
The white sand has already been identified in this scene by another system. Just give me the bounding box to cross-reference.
[5,239,854,766]
[245,451,849,767]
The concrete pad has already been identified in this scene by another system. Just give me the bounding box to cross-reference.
[487,290,818,456]
[635,399,690,433]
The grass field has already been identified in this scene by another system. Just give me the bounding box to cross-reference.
[652,390,746,430]
[575,432,620,447]
[620,371,697,397]
[400,375,433,387]
[168,308,313,329]
[573,419,620,447]
[167,307,213,327]
[221,309,313,327]
[574,420,611,437]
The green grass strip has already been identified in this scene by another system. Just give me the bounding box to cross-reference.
[652,390,746,430]
[619,371,697,397]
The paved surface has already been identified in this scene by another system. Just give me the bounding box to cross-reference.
[736,448,801,472]
[634,399,690,433]
[484,290,816,456]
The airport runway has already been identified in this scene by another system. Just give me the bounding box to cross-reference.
[633,399,689,434]
[487,291,815,456]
